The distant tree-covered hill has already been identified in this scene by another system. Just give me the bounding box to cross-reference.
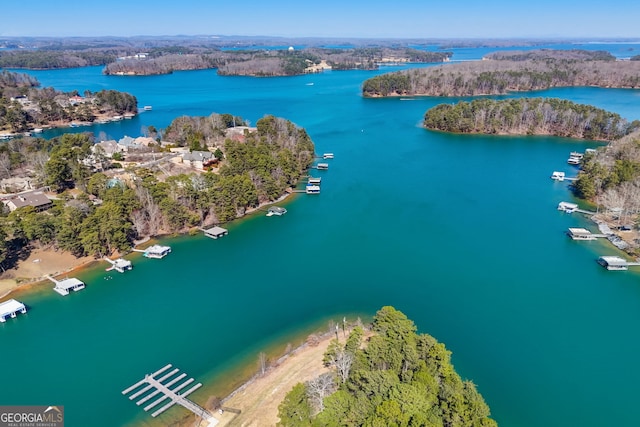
[362,57,640,97]
[278,306,496,427]
[483,49,615,61]
[423,97,638,141]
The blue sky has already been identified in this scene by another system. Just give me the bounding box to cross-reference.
[2,0,639,39]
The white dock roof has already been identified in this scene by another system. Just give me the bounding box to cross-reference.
[0,299,26,316]
[599,256,627,266]
[568,228,591,235]
[56,278,85,290]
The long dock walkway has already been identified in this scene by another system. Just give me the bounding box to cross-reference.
[122,364,217,425]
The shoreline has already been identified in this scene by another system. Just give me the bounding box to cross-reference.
[0,191,298,303]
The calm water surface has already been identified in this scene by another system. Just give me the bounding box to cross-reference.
[2,47,640,427]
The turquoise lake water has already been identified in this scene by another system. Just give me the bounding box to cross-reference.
[2,47,640,426]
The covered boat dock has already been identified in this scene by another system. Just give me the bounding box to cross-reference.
[0,299,27,322]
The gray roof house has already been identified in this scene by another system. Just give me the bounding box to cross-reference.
[3,192,53,212]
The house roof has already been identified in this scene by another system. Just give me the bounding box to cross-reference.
[183,151,214,162]
[3,192,52,210]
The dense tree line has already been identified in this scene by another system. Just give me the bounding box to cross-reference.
[104,47,451,76]
[0,114,314,266]
[423,98,637,141]
[0,50,117,69]
[278,306,496,427]
[362,58,640,97]
[483,49,615,61]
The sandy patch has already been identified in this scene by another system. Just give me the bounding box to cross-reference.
[211,335,335,427]
[0,248,95,299]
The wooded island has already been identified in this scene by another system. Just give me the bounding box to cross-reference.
[362,50,640,97]
[423,98,638,141]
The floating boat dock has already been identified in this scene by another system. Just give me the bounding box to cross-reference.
[322,153,334,159]
[597,256,640,271]
[47,275,86,296]
[567,228,607,241]
[202,226,228,239]
[104,257,133,273]
[308,177,321,185]
[557,201,595,215]
[122,364,217,424]
[0,299,27,322]
[551,171,577,182]
[305,184,321,194]
[132,245,172,259]
[266,206,287,216]
[315,163,329,170]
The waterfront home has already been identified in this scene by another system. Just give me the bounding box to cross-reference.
[182,151,216,170]
[0,299,27,322]
[2,192,52,212]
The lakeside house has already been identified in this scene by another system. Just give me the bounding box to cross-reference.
[171,150,218,170]
[2,191,52,212]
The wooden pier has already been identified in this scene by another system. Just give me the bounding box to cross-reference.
[122,364,217,424]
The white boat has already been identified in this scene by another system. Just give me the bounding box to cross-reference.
[33,128,43,133]
[143,106,152,111]
[567,157,581,165]
[124,113,135,119]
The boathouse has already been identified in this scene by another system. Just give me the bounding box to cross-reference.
[551,171,565,181]
[558,201,578,212]
[104,257,133,273]
[567,228,597,241]
[322,153,334,159]
[267,206,287,216]
[50,277,86,296]
[597,256,629,271]
[308,177,321,185]
[316,163,329,170]
[143,245,172,259]
[306,184,320,194]
[203,226,228,239]
[0,299,27,322]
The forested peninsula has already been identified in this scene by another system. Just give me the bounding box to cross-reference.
[362,50,640,97]
[0,70,137,134]
[423,98,638,141]
[0,113,314,269]
[277,306,496,427]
